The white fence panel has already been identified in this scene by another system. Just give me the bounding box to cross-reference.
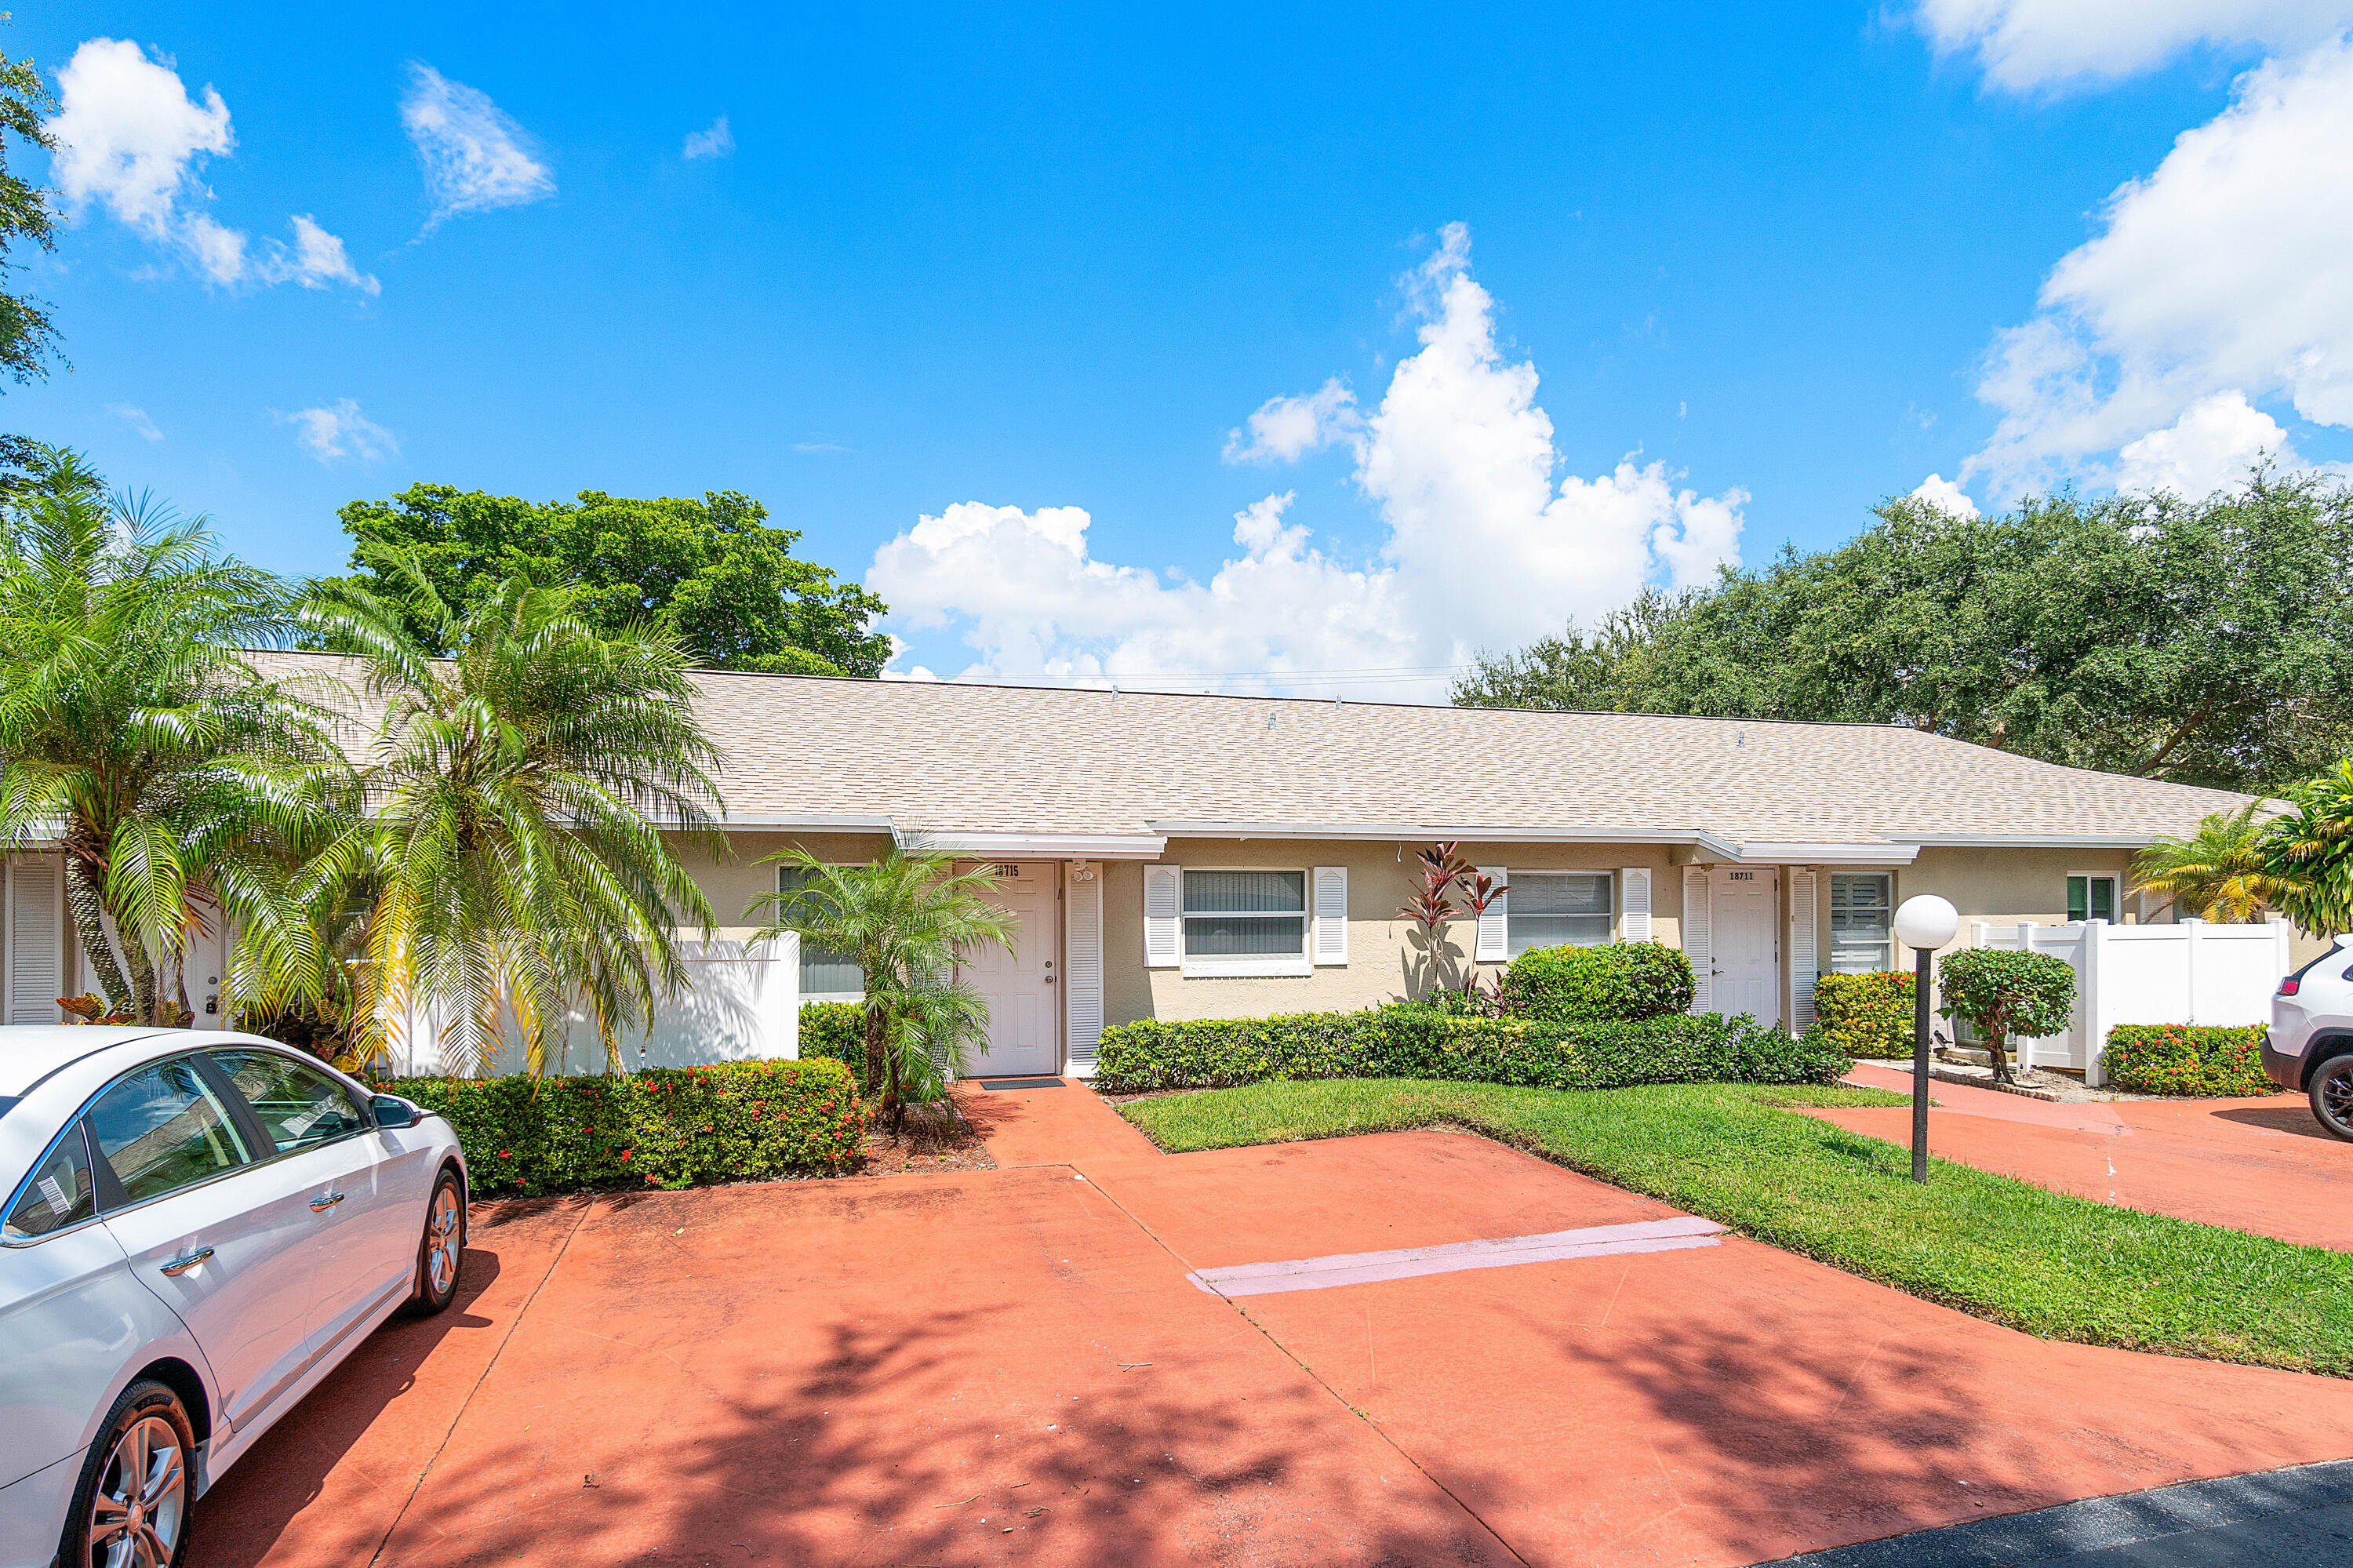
[385,931,801,1078]
[1967,918,2289,1086]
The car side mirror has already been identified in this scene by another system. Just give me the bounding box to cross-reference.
[371,1094,427,1130]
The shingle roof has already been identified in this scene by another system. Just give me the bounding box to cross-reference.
[249,652,2252,853]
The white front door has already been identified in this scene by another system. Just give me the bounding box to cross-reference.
[1709,868,1780,1028]
[958,862,1060,1077]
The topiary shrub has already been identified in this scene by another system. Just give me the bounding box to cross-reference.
[384,1057,865,1195]
[798,1001,866,1070]
[1094,1004,1845,1094]
[2104,1024,2275,1097]
[1498,941,1696,1022]
[1936,947,2076,1084]
[1813,971,1915,1059]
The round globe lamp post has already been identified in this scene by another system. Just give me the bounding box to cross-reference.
[1892,895,1959,1183]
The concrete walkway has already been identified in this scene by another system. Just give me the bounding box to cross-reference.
[187,1097,2353,1568]
[1820,1064,2353,1250]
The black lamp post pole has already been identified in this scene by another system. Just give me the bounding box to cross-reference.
[1911,942,1932,1183]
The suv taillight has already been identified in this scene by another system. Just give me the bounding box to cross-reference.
[2279,976,2302,996]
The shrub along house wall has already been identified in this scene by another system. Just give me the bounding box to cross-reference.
[388,1057,865,1195]
[1813,972,1915,1060]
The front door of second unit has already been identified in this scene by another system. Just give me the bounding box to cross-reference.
[962,863,1058,1076]
[1710,869,1780,1028]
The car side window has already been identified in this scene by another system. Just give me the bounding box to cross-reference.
[86,1058,253,1203]
[3,1122,98,1240]
[205,1049,365,1153]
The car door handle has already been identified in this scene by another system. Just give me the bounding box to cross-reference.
[308,1191,345,1212]
[159,1247,214,1276]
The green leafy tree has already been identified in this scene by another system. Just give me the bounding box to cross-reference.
[2132,803,2286,922]
[749,843,1013,1131]
[0,448,340,1025]
[0,31,62,387]
[327,483,890,676]
[299,548,726,1076]
[1936,948,2076,1085]
[1457,473,2353,792]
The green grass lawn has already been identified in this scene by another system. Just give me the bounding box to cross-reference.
[1120,1078,2353,1377]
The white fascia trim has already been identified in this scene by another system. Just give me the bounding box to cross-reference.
[1899,833,2159,849]
[1151,820,1711,846]
[1728,841,1922,865]
[1179,956,1314,979]
[906,831,1169,858]
[721,813,896,831]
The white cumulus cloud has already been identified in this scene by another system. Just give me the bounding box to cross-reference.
[1962,38,2353,498]
[281,398,398,464]
[682,115,734,161]
[45,38,374,294]
[1223,378,1361,464]
[400,63,554,233]
[2111,390,2298,496]
[866,225,1747,697]
[1914,0,2353,91]
[1907,473,1981,518]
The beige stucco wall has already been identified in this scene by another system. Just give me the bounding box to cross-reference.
[1105,839,1681,1026]
[670,831,893,933]
[1819,846,2139,969]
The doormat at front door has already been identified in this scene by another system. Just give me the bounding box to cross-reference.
[975,1076,1064,1090]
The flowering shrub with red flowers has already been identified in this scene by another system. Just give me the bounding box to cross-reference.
[2104,1024,2275,1098]
[376,1057,866,1195]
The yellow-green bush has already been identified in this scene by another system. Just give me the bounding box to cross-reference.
[1813,971,1915,1059]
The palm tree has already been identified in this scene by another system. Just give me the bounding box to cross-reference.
[2260,761,2353,937]
[749,842,1013,1130]
[300,547,726,1076]
[0,448,343,1025]
[2131,802,2289,922]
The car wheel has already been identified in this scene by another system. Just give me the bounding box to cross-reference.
[2312,1054,2353,1143]
[63,1377,195,1568]
[403,1167,467,1317]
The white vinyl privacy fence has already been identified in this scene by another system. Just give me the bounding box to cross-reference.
[1966,918,2291,1086]
[383,932,802,1078]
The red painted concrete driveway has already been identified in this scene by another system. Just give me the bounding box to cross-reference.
[1819,1065,2353,1251]
[189,1087,2353,1568]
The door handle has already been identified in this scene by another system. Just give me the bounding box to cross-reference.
[159,1247,214,1276]
[309,1191,345,1212]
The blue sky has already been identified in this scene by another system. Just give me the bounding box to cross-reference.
[13,4,2353,697]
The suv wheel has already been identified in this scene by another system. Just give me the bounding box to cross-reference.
[2312,1053,2353,1143]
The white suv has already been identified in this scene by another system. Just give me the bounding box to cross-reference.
[2267,937,2353,1141]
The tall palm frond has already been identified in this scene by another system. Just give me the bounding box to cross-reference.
[2261,762,2353,937]
[2131,802,2288,923]
[302,544,726,1075]
[0,446,346,1023]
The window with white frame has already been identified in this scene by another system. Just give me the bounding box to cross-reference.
[1182,870,1306,958]
[2068,874,2118,924]
[1506,871,1613,955]
[1829,873,1893,973]
[777,866,864,999]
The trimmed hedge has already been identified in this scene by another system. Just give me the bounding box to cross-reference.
[2104,1024,2275,1098]
[1814,971,1915,1059]
[799,1001,866,1070]
[1499,940,1695,1022]
[385,1057,866,1195]
[1094,1004,1846,1094]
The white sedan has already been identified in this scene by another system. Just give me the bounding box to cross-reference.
[0,1027,467,1568]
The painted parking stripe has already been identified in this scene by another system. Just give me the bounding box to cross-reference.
[1186,1215,1726,1298]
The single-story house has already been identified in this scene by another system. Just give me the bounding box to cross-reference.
[0,661,2281,1078]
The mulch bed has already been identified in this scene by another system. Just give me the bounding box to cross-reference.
[849,1104,998,1177]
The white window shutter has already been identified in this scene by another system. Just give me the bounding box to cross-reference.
[1312,866,1348,965]
[1474,866,1508,963]
[7,857,64,1025]
[1682,866,1712,1014]
[1789,868,1819,1032]
[1143,864,1181,968]
[1064,864,1105,1075]
[1620,868,1652,942]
